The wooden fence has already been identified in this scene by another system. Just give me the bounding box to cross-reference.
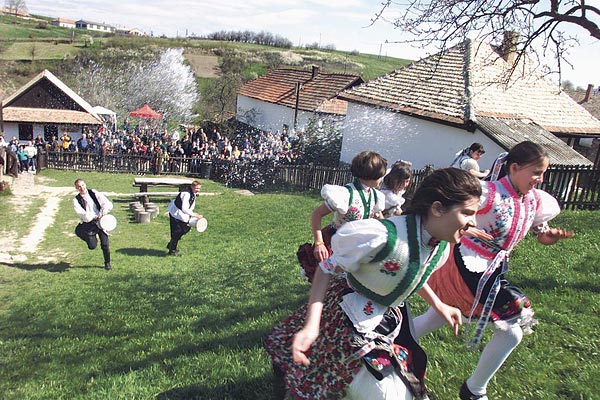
[39,151,600,210]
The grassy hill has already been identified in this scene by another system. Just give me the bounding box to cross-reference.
[0,13,411,104]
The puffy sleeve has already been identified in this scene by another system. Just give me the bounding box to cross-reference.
[532,189,561,227]
[373,188,385,213]
[460,158,479,171]
[324,219,389,273]
[321,184,351,214]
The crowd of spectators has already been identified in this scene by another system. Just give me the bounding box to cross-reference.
[44,120,304,166]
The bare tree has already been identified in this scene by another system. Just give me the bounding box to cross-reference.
[373,0,599,81]
[4,0,27,16]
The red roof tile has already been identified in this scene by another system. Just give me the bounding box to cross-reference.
[237,67,363,114]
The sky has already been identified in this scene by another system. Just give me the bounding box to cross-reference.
[25,0,599,89]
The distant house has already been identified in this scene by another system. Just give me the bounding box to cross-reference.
[0,69,102,143]
[0,6,29,17]
[51,17,76,29]
[338,36,600,169]
[236,66,363,133]
[115,27,144,36]
[75,19,115,33]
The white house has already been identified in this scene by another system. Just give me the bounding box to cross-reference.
[75,20,115,33]
[338,36,600,169]
[236,66,363,133]
[0,70,102,144]
[51,17,76,29]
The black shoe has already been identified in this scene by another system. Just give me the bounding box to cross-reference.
[167,250,181,257]
[104,262,112,270]
[459,381,488,400]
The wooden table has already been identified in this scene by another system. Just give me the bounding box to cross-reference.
[132,177,193,203]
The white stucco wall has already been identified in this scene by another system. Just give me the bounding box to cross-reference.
[340,103,504,170]
[2,122,83,144]
[236,95,335,133]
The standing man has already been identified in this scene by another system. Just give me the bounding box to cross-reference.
[73,179,113,270]
[166,180,203,256]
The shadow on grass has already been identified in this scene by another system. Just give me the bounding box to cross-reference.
[117,247,167,257]
[1,261,71,272]
[519,276,600,294]
[157,373,276,399]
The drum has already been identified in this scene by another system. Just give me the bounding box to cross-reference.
[189,217,208,232]
[99,214,118,232]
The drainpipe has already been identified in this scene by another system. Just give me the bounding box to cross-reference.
[293,82,301,129]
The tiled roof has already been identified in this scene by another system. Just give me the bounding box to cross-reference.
[564,87,600,120]
[340,39,600,135]
[477,116,592,166]
[2,107,102,125]
[237,68,363,114]
[340,43,469,125]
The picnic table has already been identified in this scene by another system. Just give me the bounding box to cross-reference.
[132,177,193,203]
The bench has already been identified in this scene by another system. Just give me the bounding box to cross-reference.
[132,177,193,203]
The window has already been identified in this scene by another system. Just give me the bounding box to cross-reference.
[44,125,58,141]
[18,124,34,141]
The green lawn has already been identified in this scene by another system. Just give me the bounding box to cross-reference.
[0,41,82,61]
[0,170,598,399]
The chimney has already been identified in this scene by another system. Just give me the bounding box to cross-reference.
[311,65,320,79]
[500,31,519,64]
[583,84,594,103]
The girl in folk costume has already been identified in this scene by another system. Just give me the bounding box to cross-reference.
[267,168,483,400]
[450,143,490,179]
[380,160,412,218]
[414,141,574,400]
[296,151,387,282]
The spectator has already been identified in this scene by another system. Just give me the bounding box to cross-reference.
[23,141,37,173]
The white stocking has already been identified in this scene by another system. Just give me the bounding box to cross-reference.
[466,324,523,394]
[413,306,446,340]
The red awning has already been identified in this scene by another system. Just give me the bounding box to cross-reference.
[129,104,162,119]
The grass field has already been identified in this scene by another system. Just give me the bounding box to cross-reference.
[0,171,599,399]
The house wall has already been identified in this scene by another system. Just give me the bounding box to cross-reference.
[340,103,504,169]
[3,122,84,144]
[236,95,339,133]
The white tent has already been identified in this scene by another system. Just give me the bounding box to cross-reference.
[92,106,117,132]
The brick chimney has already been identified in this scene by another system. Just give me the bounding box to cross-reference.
[500,31,519,64]
[583,84,594,103]
[311,65,320,79]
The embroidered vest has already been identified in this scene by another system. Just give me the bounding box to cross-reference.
[346,214,448,307]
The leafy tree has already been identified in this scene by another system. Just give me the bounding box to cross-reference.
[294,117,343,166]
[199,72,243,123]
[373,0,599,81]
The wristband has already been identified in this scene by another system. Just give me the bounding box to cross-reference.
[314,241,324,246]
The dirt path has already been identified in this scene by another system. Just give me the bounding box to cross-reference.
[0,173,73,264]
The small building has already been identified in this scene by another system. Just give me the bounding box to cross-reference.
[0,69,102,144]
[51,17,76,29]
[236,66,363,133]
[0,6,29,17]
[115,27,144,36]
[75,19,115,33]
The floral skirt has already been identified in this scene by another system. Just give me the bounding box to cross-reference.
[265,276,429,399]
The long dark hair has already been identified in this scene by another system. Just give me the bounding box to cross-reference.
[383,161,412,193]
[406,168,481,216]
[492,141,548,180]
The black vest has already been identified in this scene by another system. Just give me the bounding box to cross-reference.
[174,190,195,210]
[76,189,101,211]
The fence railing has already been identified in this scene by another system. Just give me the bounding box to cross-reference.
[38,151,600,210]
